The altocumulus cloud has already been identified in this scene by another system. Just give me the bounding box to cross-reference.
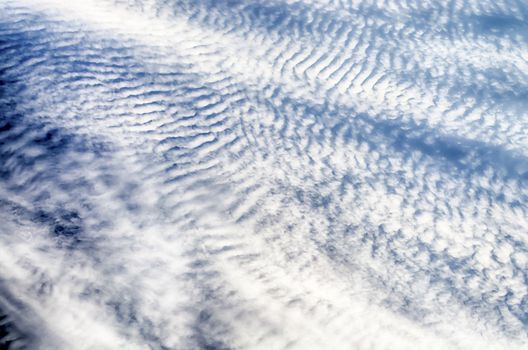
[0,0,527,349]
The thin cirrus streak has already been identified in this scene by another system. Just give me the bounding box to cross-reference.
[0,0,527,349]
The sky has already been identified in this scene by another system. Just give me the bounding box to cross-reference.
[0,0,527,349]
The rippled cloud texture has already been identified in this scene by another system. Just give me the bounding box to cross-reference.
[0,0,527,349]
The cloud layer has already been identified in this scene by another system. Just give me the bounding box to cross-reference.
[0,0,527,349]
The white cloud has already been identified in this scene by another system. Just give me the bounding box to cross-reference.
[0,0,527,349]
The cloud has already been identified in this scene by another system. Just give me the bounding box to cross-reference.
[0,0,527,349]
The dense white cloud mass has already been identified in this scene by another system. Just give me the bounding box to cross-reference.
[0,0,527,349]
